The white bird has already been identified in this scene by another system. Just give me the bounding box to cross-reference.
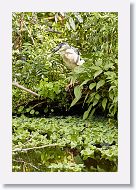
[52,42,84,70]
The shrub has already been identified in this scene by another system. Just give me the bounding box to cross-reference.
[12,12,118,118]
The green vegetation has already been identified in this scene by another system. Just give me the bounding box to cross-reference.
[12,12,118,172]
[13,116,118,172]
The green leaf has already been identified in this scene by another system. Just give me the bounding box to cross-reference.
[44,107,48,113]
[96,80,105,90]
[109,91,114,100]
[80,79,90,87]
[94,69,103,78]
[89,83,96,90]
[95,59,102,66]
[83,104,92,120]
[35,111,39,115]
[90,108,96,117]
[54,85,60,94]
[113,96,118,103]
[70,98,79,107]
[75,14,83,23]
[109,86,116,91]
[66,22,71,30]
[95,93,100,100]
[30,109,35,114]
[93,99,98,106]
[18,106,24,113]
[104,63,115,70]
[91,66,101,70]
[74,86,82,100]
[83,92,89,105]
[70,86,82,107]
[102,98,107,110]
[69,17,76,31]
[26,108,31,113]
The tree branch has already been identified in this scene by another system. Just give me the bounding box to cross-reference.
[12,81,40,97]
[12,143,59,152]
[13,159,40,171]
[45,28,62,34]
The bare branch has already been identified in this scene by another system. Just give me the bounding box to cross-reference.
[13,159,40,171]
[12,143,59,152]
[12,81,40,97]
[45,28,62,34]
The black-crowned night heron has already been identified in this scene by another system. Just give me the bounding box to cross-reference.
[52,42,84,70]
[52,43,84,90]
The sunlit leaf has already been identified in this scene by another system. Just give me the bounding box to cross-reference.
[90,108,96,117]
[80,79,90,87]
[69,17,76,30]
[74,86,82,100]
[96,80,105,90]
[93,99,98,106]
[66,22,71,30]
[95,93,100,100]
[89,83,96,90]
[75,14,83,23]
[94,69,103,78]
[102,98,107,110]
[83,104,92,120]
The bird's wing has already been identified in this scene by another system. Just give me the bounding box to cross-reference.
[76,59,85,66]
[71,46,80,55]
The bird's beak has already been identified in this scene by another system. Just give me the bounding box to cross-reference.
[52,45,60,53]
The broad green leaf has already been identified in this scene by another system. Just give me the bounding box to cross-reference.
[95,59,102,66]
[26,108,31,112]
[102,98,107,110]
[30,109,35,114]
[90,92,96,97]
[44,107,48,113]
[80,79,90,87]
[113,96,118,103]
[18,106,24,113]
[109,91,114,100]
[83,92,89,105]
[109,86,116,91]
[70,98,78,107]
[75,14,83,23]
[91,66,101,70]
[104,63,115,70]
[54,85,60,94]
[66,22,71,30]
[69,17,76,30]
[74,86,82,100]
[94,69,103,78]
[93,99,98,106]
[89,83,96,90]
[95,93,100,100]
[90,108,96,117]
[96,80,105,90]
[83,104,92,120]
[35,111,39,115]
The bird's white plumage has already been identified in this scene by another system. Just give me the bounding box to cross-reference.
[53,43,84,69]
[59,46,84,69]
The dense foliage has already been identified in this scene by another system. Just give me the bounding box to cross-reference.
[13,116,118,172]
[12,12,118,118]
[12,12,118,172]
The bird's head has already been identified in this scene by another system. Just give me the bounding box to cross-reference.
[52,43,70,53]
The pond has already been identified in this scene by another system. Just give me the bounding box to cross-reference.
[12,115,118,172]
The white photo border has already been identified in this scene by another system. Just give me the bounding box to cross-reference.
[0,0,130,184]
